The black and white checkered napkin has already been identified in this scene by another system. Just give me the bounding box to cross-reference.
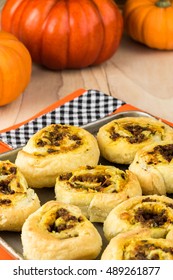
[0,89,125,149]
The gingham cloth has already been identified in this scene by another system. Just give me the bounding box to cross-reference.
[0,89,125,149]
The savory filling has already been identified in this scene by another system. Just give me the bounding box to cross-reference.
[58,166,127,193]
[0,164,17,176]
[133,208,169,227]
[124,240,173,260]
[0,179,15,195]
[0,161,26,207]
[127,201,173,228]
[142,197,173,209]
[0,199,12,206]
[108,122,164,144]
[35,124,83,154]
[147,144,173,164]
[45,208,84,238]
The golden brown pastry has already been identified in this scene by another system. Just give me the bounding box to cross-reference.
[129,141,173,194]
[101,228,173,260]
[0,160,40,231]
[21,200,102,260]
[103,195,173,241]
[55,165,142,223]
[15,124,100,188]
[97,117,173,164]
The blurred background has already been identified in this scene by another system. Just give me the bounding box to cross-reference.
[0,0,127,10]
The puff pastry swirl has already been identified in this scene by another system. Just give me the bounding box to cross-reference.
[97,117,173,164]
[103,195,173,241]
[101,229,173,260]
[129,141,173,194]
[55,165,142,222]
[0,160,40,231]
[21,200,102,260]
[15,124,100,188]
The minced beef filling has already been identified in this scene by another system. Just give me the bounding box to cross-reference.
[59,168,126,192]
[70,174,113,192]
[66,175,124,192]
[142,197,173,209]
[109,123,155,144]
[165,202,173,209]
[36,125,82,153]
[142,198,157,203]
[153,144,173,162]
[128,242,173,260]
[134,207,168,227]
[72,174,111,186]
[0,199,11,205]
[0,166,17,176]
[0,179,15,195]
[48,208,84,233]
[59,172,73,181]
[141,197,173,209]
[0,165,17,206]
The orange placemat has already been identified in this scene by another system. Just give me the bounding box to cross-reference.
[1,88,172,155]
[0,88,126,153]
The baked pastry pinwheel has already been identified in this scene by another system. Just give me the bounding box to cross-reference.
[55,165,142,222]
[101,228,173,260]
[103,194,173,241]
[0,160,40,231]
[97,116,173,164]
[15,124,100,188]
[21,200,102,260]
[129,141,173,194]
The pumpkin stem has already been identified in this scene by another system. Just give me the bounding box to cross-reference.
[155,0,172,8]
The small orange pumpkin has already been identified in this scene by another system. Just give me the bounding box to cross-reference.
[1,0,123,70]
[123,0,173,50]
[0,31,32,106]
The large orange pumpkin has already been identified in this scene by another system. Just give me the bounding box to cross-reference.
[123,0,173,50]
[0,31,32,106]
[1,0,123,70]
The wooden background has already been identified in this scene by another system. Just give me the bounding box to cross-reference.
[0,0,173,131]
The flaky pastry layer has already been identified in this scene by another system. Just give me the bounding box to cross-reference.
[101,228,173,260]
[104,194,173,241]
[55,165,141,222]
[129,141,173,194]
[21,200,102,260]
[15,124,100,188]
[97,117,173,164]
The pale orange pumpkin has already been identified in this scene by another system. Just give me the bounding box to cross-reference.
[0,31,32,106]
[123,0,173,50]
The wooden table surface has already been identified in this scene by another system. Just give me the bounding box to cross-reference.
[0,1,173,131]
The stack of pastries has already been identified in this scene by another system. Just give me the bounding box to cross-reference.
[97,116,173,259]
[1,116,173,260]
